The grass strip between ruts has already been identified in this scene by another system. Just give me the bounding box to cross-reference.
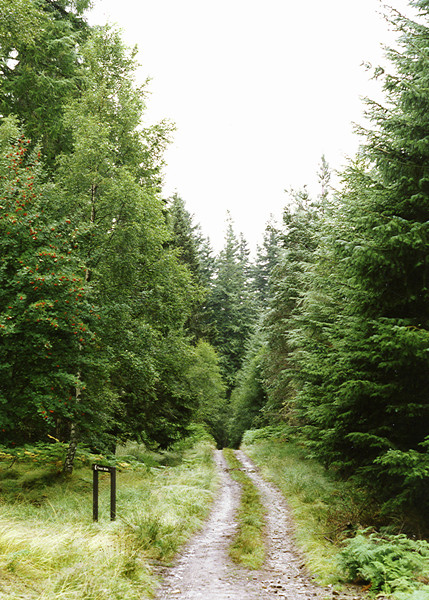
[222,448,266,569]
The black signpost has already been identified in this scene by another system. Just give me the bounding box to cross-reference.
[92,464,116,521]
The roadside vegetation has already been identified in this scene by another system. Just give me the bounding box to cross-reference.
[242,427,429,599]
[222,448,265,569]
[2,2,429,599]
[0,432,217,600]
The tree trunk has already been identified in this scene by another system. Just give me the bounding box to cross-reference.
[63,422,78,474]
[63,183,96,474]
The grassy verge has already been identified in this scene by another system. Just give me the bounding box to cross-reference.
[241,429,377,585]
[0,438,218,600]
[222,448,265,569]
[242,428,429,599]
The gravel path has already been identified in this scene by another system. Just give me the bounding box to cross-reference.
[155,450,363,600]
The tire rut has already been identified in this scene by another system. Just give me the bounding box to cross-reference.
[155,450,257,599]
[235,450,336,599]
[155,449,362,600]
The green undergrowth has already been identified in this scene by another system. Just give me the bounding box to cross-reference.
[242,427,429,599]
[0,435,218,600]
[340,530,429,599]
[222,448,265,569]
[241,427,377,583]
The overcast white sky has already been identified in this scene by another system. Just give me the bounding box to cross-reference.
[87,0,414,252]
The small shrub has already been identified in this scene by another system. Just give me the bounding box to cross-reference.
[173,423,216,451]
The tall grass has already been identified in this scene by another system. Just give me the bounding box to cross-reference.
[241,429,379,584]
[0,439,218,599]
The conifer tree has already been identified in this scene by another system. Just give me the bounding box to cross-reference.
[263,189,321,418]
[167,194,202,278]
[166,193,215,340]
[295,1,429,514]
[252,219,281,307]
[207,215,257,392]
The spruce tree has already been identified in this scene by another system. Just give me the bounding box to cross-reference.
[207,215,257,392]
[295,1,429,515]
[263,189,321,418]
[166,193,215,340]
[167,194,202,278]
[251,219,281,307]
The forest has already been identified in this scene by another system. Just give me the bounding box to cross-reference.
[1,0,429,547]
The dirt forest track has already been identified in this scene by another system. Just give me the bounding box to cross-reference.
[155,450,363,600]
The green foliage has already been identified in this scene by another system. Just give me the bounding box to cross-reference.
[251,219,281,307]
[262,187,324,421]
[206,215,257,392]
[0,0,91,168]
[166,194,205,281]
[340,530,429,597]
[0,442,125,503]
[0,9,209,458]
[51,25,202,452]
[166,194,215,340]
[229,328,269,448]
[187,341,228,448]
[0,0,230,464]
[374,444,429,514]
[241,425,293,446]
[0,120,107,445]
[0,0,46,50]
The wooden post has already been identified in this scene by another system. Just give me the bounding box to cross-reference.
[93,465,99,521]
[110,467,116,521]
[92,464,116,521]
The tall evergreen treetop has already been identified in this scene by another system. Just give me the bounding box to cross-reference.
[207,215,257,391]
[252,218,281,306]
[0,0,92,167]
[166,193,204,280]
[292,1,429,517]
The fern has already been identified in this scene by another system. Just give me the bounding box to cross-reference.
[340,529,429,597]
